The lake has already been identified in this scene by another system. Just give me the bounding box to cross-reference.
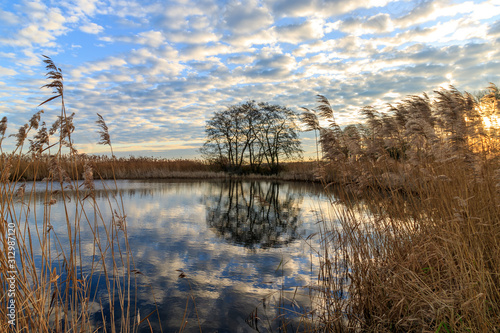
[21,179,333,332]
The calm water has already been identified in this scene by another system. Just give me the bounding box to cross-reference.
[23,179,332,332]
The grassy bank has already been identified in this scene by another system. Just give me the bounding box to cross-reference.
[1,155,319,182]
[305,157,500,332]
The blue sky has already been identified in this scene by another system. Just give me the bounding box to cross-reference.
[0,0,499,158]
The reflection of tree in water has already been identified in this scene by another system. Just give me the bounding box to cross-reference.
[205,181,302,249]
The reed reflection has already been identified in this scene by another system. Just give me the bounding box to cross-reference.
[17,179,324,332]
[205,181,302,249]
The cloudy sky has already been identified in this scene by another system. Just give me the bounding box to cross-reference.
[0,0,499,158]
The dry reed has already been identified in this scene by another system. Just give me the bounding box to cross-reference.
[0,56,152,332]
[297,85,500,332]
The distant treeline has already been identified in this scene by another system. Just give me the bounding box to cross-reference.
[0,154,319,182]
[0,155,210,181]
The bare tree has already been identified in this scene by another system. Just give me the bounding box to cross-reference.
[202,101,302,173]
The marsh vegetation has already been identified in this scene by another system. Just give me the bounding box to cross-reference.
[298,85,500,332]
[0,57,138,332]
[1,56,499,332]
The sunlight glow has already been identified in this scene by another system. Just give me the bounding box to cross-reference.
[482,114,500,130]
[476,100,500,130]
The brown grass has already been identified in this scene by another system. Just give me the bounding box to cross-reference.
[2,155,319,182]
[306,158,500,332]
[297,85,500,332]
[0,56,148,332]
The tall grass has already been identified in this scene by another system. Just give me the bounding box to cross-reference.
[2,155,213,181]
[0,56,147,331]
[301,85,500,332]
[3,156,318,182]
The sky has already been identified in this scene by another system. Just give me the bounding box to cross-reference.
[0,0,499,158]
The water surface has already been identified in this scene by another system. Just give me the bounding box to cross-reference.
[24,179,331,332]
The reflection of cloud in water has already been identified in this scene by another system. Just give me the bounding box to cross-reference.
[20,179,330,332]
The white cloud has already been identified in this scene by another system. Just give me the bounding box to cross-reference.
[0,52,16,59]
[166,30,220,44]
[333,13,394,36]
[227,29,275,47]
[73,0,101,16]
[0,9,20,25]
[228,19,325,47]
[266,0,392,18]
[241,51,298,80]
[224,0,274,34]
[469,0,500,21]
[0,66,17,76]
[22,0,48,19]
[273,19,325,43]
[393,0,499,29]
[136,30,165,48]
[292,39,336,57]
[330,0,500,39]
[69,56,128,79]
[333,35,378,58]
[378,17,489,47]
[188,15,212,30]
[45,10,67,31]
[0,0,499,157]
[99,31,170,49]
[181,43,232,60]
[17,25,57,46]
[80,22,104,34]
[0,3,69,48]
[227,54,257,64]
[18,49,42,67]
[106,0,162,19]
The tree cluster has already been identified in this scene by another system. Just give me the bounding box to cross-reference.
[202,101,302,173]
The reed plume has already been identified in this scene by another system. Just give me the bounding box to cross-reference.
[299,83,500,332]
[96,113,115,158]
[0,55,143,332]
